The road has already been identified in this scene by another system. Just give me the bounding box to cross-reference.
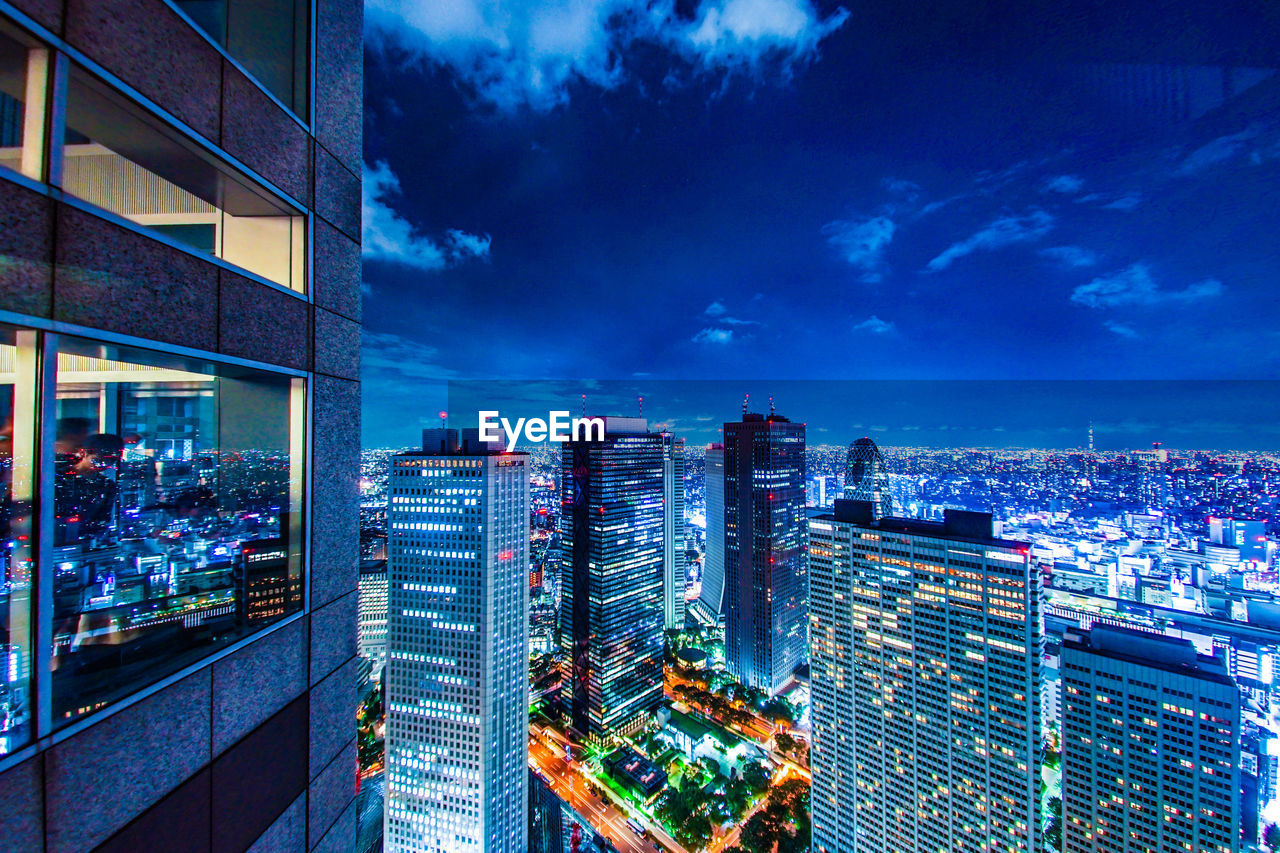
[529,732,661,853]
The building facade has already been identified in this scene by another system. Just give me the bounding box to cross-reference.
[662,432,686,631]
[809,502,1042,853]
[558,417,665,740]
[358,558,389,681]
[723,413,806,695]
[384,430,529,853]
[0,0,363,849]
[1061,625,1241,853]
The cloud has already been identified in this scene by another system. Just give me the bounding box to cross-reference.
[925,209,1053,272]
[692,327,734,344]
[363,160,491,269]
[881,177,921,201]
[367,0,849,111]
[1178,128,1259,175]
[1100,193,1142,211]
[362,331,458,380]
[1042,174,1083,194]
[1040,245,1100,268]
[704,300,728,316]
[1104,321,1139,339]
[1070,263,1225,309]
[853,315,894,334]
[702,299,760,325]
[823,215,895,282]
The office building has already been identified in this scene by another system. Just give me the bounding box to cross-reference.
[0,0,362,848]
[384,429,529,853]
[662,432,687,630]
[723,413,806,695]
[694,443,726,624]
[358,559,389,680]
[809,501,1042,853]
[559,417,665,740]
[1061,625,1241,853]
[844,437,892,518]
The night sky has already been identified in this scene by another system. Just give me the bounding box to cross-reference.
[359,0,1280,448]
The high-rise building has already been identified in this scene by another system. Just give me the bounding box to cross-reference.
[385,429,529,853]
[809,501,1042,853]
[694,443,726,625]
[723,413,806,695]
[662,432,687,631]
[1061,625,1241,853]
[843,437,892,518]
[529,768,565,853]
[358,558,389,680]
[559,417,665,740]
[0,1,362,848]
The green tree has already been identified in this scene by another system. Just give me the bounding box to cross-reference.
[1265,823,1280,851]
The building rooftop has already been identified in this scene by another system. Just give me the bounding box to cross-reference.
[819,501,1029,551]
[1063,624,1236,687]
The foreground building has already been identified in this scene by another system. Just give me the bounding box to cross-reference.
[810,501,1041,853]
[1061,625,1241,853]
[384,429,529,853]
[692,443,726,625]
[559,417,665,740]
[0,0,362,848]
[723,412,806,694]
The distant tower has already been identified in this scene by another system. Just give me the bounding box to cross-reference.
[697,444,727,622]
[843,437,892,518]
[1087,421,1096,482]
[661,433,686,631]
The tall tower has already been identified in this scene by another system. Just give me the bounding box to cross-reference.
[662,432,687,631]
[723,412,806,695]
[1061,625,1241,853]
[559,417,665,740]
[809,501,1042,853]
[843,436,892,518]
[697,444,727,622]
[385,429,529,853]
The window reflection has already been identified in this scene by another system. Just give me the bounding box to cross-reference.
[51,337,304,723]
[61,66,306,292]
[172,0,310,117]
[0,326,35,754]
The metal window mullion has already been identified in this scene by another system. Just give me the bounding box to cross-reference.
[30,330,57,738]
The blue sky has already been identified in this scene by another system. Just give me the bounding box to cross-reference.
[359,0,1280,448]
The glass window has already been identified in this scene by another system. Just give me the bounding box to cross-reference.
[61,65,306,293]
[0,21,48,181]
[50,335,305,725]
[172,0,310,118]
[0,325,36,754]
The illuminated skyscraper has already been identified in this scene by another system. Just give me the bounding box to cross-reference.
[559,417,665,739]
[810,501,1042,853]
[1061,625,1240,853]
[723,413,806,695]
[695,444,726,623]
[843,436,892,518]
[385,429,529,853]
[662,433,687,630]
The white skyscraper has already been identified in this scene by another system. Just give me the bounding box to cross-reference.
[809,501,1042,853]
[1061,625,1241,853]
[663,433,687,630]
[695,443,726,623]
[358,559,389,680]
[384,429,529,853]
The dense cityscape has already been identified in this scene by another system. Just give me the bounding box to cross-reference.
[352,419,1280,853]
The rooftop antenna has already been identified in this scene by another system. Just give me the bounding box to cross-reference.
[638,395,644,418]
[437,410,447,430]
[769,395,775,415]
[742,393,749,416]
[581,393,586,418]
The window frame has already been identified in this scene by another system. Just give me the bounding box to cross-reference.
[0,7,313,301]
[0,310,312,773]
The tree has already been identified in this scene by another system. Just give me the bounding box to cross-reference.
[1265,823,1280,852]
[742,761,770,795]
